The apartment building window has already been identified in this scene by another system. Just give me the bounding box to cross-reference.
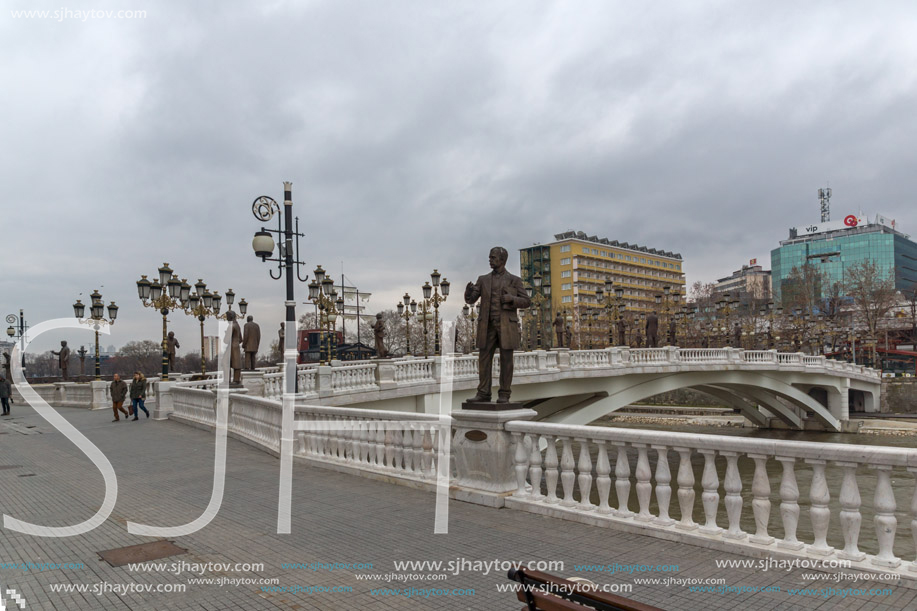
[560,245,571,253]
[561,258,571,265]
[561,283,572,290]
[561,270,571,278]
[562,296,572,303]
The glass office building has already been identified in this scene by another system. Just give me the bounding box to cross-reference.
[771,214,917,304]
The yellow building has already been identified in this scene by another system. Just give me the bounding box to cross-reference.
[519,230,686,347]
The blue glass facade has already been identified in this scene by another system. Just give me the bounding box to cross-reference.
[771,226,917,304]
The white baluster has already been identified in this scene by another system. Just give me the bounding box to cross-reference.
[544,436,559,504]
[402,426,415,474]
[721,451,745,539]
[613,443,633,517]
[528,434,543,500]
[576,439,594,510]
[748,454,774,545]
[836,462,865,561]
[872,466,900,567]
[422,426,434,479]
[412,423,424,476]
[595,440,612,514]
[699,450,720,534]
[512,432,529,497]
[777,457,804,550]
[806,459,833,555]
[634,444,652,522]
[674,447,696,530]
[653,446,674,526]
[559,437,576,507]
[392,427,404,472]
[375,420,386,468]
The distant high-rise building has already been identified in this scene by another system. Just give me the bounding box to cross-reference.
[202,336,220,361]
[771,213,917,304]
[713,261,771,302]
[519,230,686,345]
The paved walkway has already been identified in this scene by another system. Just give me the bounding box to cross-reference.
[1,408,915,610]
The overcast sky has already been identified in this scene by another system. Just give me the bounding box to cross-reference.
[3,0,917,354]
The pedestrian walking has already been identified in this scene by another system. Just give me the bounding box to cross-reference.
[130,371,149,420]
[0,375,12,416]
[109,373,130,421]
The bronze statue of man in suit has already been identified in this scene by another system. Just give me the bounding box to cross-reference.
[464,246,531,403]
[242,315,261,370]
[51,341,71,380]
[552,313,566,348]
[225,311,243,386]
[645,312,659,348]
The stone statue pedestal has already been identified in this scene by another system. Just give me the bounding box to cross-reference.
[461,400,526,411]
[451,407,536,507]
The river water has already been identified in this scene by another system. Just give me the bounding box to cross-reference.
[583,418,917,560]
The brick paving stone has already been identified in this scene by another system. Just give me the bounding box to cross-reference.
[1,408,914,610]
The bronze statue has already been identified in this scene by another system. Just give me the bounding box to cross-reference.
[733,322,742,348]
[242,315,261,370]
[166,331,180,370]
[617,318,626,346]
[278,322,285,357]
[552,313,565,348]
[51,341,71,380]
[464,246,531,403]
[370,313,388,358]
[668,318,676,345]
[225,311,243,386]
[645,312,659,348]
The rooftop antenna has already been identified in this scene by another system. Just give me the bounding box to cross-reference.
[818,186,831,223]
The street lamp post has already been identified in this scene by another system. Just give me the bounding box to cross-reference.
[184,280,247,376]
[461,303,479,354]
[136,264,188,381]
[5,310,28,374]
[77,345,88,378]
[427,270,450,355]
[307,267,341,364]
[524,273,550,349]
[418,285,434,358]
[596,280,626,347]
[73,289,118,380]
[250,182,310,536]
[396,293,417,356]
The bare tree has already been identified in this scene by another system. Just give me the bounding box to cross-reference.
[846,260,898,361]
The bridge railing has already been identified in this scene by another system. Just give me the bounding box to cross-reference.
[169,389,451,484]
[503,420,917,573]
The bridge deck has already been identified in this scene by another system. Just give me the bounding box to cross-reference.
[0,409,912,610]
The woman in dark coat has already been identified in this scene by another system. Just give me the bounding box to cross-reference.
[130,371,149,420]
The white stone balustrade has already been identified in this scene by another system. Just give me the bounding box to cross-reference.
[503,420,917,577]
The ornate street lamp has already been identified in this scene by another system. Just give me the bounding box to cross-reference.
[74,290,117,380]
[183,278,245,376]
[136,264,186,381]
[426,270,450,355]
[5,310,28,374]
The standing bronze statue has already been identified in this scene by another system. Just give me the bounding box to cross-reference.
[645,312,659,348]
[617,318,626,347]
[552,313,566,348]
[225,311,243,386]
[464,246,531,404]
[277,322,285,358]
[668,318,677,345]
[51,341,71,380]
[370,313,388,358]
[166,332,180,370]
[242,315,261,370]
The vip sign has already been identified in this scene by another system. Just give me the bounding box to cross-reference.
[794,215,866,236]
